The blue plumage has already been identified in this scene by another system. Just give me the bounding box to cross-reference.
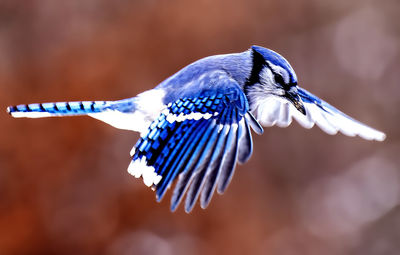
[7,45,386,212]
[130,87,253,212]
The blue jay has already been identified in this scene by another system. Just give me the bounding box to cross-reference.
[7,45,386,213]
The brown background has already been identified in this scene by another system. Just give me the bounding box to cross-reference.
[1,0,399,255]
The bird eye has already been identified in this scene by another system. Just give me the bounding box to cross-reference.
[274,73,292,91]
[274,73,285,86]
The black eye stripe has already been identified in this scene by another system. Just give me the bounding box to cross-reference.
[273,73,296,91]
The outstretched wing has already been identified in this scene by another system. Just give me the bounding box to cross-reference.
[129,82,263,213]
[254,87,385,141]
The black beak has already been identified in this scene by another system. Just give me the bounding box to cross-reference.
[285,89,306,115]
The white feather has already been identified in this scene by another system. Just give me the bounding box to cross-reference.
[89,111,151,133]
[257,98,281,127]
[128,157,162,187]
[276,102,292,128]
[306,104,338,135]
[254,97,386,141]
[90,89,167,134]
[166,112,214,123]
[10,111,53,118]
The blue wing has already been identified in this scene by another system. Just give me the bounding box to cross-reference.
[253,87,385,141]
[128,83,263,212]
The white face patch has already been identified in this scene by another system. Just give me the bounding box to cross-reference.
[128,157,162,187]
[258,67,285,97]
[267,61,290,84]
[259,66,275,86]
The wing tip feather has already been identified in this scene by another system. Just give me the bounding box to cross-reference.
[359,130,386,142]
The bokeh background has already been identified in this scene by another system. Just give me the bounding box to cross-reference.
[1,0,399,254]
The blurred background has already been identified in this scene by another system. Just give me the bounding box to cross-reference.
[1,0,399,254]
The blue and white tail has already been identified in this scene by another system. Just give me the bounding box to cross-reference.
[7,98,152,133]
[7,101,110,118]
[7,90,168,133]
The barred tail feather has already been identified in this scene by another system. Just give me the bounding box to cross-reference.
[7,101,109,118]
[7,97,150,133]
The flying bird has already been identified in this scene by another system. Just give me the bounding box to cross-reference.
[7,45,386,213]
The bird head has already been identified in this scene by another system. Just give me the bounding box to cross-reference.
[246,45,306,115]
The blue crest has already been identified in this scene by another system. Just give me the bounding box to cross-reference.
[251,45,297,84]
